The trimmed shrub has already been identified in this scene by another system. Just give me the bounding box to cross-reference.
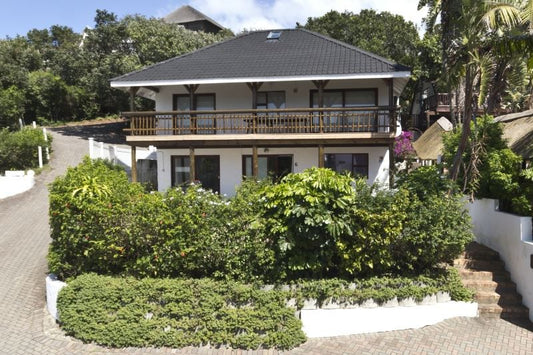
[49,163,473,281]
[48,159,274,281]
[57,270,472,349]
[58,274,306,350]
[0,127,52,173]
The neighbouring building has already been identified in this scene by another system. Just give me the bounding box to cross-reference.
[412,116,453,164]
[110,28,411,195]
[163,5,225,34]
[495,109,533,168]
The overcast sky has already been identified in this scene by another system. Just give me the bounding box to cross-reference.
[0,0,427,38]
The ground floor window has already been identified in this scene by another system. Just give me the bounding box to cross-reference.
[324,153,369,178]
[242,155,293,181]
[171,155,220,193]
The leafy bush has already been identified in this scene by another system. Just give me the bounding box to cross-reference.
[259,168,356,279]
[49,162,472,281]
[58,274,306,350]
[0,126,52,173]
[49,159,274,281]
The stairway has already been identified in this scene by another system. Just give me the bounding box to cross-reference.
[455,242,531,323]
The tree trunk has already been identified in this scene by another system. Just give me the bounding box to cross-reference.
[450,65,474,181]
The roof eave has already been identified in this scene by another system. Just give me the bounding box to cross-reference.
[110,72,411,88]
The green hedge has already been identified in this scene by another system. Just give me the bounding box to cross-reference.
[57,269,472,349]
[49,161,473,281]
[58,274,306,349]
[0,127,52,173]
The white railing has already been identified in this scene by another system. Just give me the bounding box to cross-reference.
[466,198,533,321]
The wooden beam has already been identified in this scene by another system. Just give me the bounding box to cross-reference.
[389,141,394,188]
[185,85,199,134]
[252,145,258,178]
[143,86,160,93]
[247,83,263,134]
[129,87,139,112]
[131,146,137,182]
[312,80,329,133]
[189,147,196,183]
[318,144,324,168]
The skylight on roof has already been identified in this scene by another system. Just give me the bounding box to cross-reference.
[267,31,282,40]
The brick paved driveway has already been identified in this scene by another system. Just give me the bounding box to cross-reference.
[0,127,531,354]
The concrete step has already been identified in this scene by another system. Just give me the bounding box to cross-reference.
[464,242,500,261]
[462,279,517,293]
[453,258,506,271]
[458,269,511,282]
[474,291,522,306]
[478,304,530,320]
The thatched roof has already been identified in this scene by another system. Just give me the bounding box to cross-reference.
[413,117,453,160]
[495,109,533,159]
[163,5,224,31]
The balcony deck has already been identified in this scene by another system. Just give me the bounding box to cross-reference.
[123,107,397,147]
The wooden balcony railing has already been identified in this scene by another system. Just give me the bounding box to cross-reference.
[122,107,396,136]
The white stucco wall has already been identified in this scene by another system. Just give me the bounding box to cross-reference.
[301,301,477,337]
[0,170,35,199]
[155,79,394,111]
[466,199,533,321]
[157,146,389,195]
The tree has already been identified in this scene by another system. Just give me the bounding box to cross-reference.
[442,115,530,214]
[0,86,25,128]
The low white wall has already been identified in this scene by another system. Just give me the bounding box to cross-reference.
[46,274,66,320]
[0,170,35,199]
[302,301,477,337]
[466,199,533,321]
[88,138,156,169]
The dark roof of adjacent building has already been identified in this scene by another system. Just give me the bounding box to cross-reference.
[111,28,410,86]
[495,109,533,159]
[163,5,225,31]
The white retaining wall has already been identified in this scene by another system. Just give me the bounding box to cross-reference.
[0,170,35,199]
[46,274,66,320]
[88,138,157,169]
[466,199,533,321]
[302,300,477,337]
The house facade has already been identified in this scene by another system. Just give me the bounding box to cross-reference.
[110,29,410,195]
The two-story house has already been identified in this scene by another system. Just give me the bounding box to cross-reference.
[110,28,410,195]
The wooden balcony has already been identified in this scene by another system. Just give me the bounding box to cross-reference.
[122,107,397,147]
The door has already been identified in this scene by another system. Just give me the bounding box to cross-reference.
[196,156,220,193]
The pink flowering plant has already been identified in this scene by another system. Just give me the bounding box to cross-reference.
[394,131,416,161]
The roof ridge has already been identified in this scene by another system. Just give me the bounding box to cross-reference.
[111,32,250,82]
[296,28,404,68]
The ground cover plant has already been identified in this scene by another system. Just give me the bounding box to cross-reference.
[57,269,471,349]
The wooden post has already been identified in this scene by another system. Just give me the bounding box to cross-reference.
[185,85,199,134]
[389,141,394,188]
[388,78,394,132]
[312,80,328,133]
[247,82,263,133]
[129,87,139,112]
[131,146,137,182]
[189,147,196,183]
[318,144,324,168]
[252,145,259,178]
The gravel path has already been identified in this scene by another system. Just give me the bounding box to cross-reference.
[0,127,531,354]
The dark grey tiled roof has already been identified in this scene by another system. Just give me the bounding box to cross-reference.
[112,29,410,83]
